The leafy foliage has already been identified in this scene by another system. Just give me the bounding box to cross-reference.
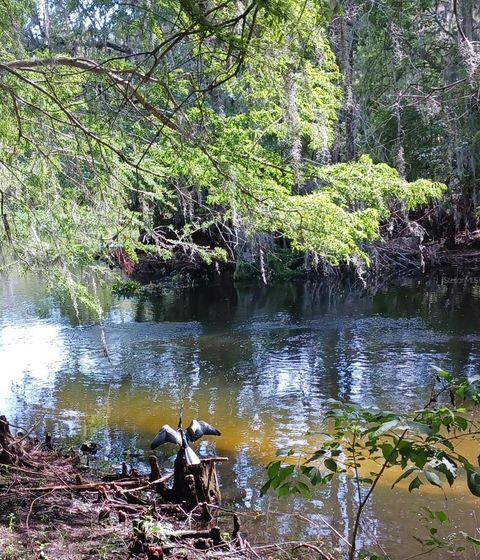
[262,370,480,559]
[0,0,446,309]
[341,0,480,196]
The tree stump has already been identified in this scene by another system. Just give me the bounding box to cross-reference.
[0,415,16,465]
[148,456,167,492]
[171,449,222,507]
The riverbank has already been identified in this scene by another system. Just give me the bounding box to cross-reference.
[124,227,480,292]
[0,416,334,560]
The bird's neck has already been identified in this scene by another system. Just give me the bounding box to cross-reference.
[178,428,188,448]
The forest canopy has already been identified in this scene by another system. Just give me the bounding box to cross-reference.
[0,0,447,306]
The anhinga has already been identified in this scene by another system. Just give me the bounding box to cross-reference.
[151,411,221,466]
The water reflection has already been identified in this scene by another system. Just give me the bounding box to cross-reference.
[0,323,64,410]
[0,275,479,558]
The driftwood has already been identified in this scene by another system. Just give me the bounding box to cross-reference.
[25,474,173,493]
[148,455,169,493]
[0,417,69,469]
[168,526,224,544]
[133,520,232,556]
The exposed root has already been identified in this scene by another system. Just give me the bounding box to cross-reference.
[0,416,336,559]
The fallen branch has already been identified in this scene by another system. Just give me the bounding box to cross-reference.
[25,473,173,493]
[293,542,336,560]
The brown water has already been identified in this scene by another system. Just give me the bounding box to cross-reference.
[1,274,479,558]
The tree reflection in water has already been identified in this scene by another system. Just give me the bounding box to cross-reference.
[1,274,479,557]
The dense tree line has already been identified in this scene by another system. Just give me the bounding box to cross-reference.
[0,0,459,307]
[331,0,480,233]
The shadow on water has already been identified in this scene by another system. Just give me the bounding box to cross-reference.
[1,273,479,557]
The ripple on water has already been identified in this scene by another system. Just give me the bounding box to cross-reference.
[2,277,480,559]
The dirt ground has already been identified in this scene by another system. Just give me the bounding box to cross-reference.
[0,419,335,560]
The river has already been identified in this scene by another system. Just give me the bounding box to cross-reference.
[1,274,479,558]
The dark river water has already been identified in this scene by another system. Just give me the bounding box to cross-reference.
[1,274,479,558]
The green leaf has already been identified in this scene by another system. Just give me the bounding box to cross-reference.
[433,367,453,382]
[267,461,281,479]
[277,483,292,497]
[439,438,454,451]
[424,470,443,488]
[466,469,480,497]
[259,480,271,496]
[380,443,397,462]
[295,481,312,498]
[434,510,448,524]
[324,458,338,472]
[408,476,423,492]
[309,467,324,486]
[412,451,429,469]
[392,467,417,488]
[271,464,295,489]
[301,466,313,476]
[323,472,335,483]
[435,457,457,486]
[454,416,468,430]
[460,533,480,550]
[308,449,327,462]
[372,418,399,437]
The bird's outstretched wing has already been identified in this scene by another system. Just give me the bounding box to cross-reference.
[151,424,181,449]
[186,419,221,442]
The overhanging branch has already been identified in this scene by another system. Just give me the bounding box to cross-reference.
[0,57,179,131]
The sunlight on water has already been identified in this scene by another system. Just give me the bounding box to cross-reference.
[0,323,65,414]
[0,274,479,558]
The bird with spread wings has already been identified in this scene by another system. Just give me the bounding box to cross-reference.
[151,413,221,465]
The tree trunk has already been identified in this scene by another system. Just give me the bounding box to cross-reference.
[328,0,356,161]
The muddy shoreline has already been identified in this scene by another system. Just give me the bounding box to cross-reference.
[0,416,334,560]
